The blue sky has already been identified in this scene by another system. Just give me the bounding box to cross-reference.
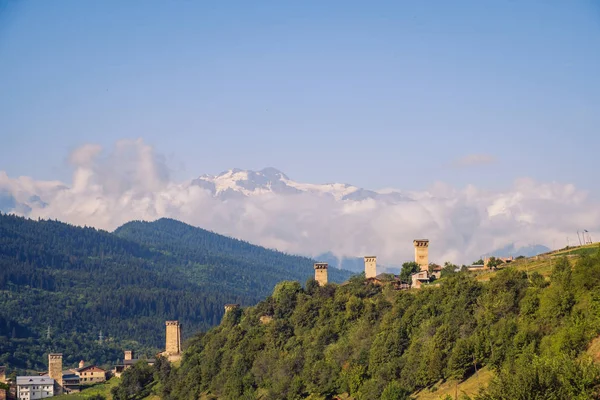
[1,0,599,194]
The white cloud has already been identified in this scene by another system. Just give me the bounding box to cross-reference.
[1,139,598,266]
[452,154,497,168]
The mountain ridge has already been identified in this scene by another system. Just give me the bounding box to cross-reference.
[190,167,410,202]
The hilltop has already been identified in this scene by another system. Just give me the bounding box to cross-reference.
[471,242,600,282]
[114,218,351,295]
[114,250,600,399]
[0,214,351,372]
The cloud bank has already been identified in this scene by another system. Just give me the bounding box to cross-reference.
[1,139,598,266]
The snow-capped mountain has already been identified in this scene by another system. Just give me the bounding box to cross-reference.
[191,167,411,202]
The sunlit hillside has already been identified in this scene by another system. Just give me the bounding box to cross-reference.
[472,242,600,282]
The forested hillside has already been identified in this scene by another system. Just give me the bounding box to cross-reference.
[0,214,351,373]
[114,218,350,292]
[146,253,600,400]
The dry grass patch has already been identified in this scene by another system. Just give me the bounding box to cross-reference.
[414,366,494,400]
[587,335,600,363]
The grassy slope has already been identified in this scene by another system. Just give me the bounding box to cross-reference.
[55,378,156,400]
[473,242,600,282]
[53,378,119,399]
[413,244,600,398]
[414,367,493,400]
[588,336,600,363]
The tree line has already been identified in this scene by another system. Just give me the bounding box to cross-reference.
[119,252,600,399]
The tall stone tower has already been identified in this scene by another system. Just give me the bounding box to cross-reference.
[48,353,63,394]
[165,321,182,357]
[124,350,134,361]
[413,239,429,271]
[314,262,328,286]
[364,256,377,279]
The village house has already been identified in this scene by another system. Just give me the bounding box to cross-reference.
[71,360,106,385]
[430,263,443,279]
[113,350,155,378]
[61,373,80,394]
[466,263,486,271]
[368,273,411,290]
[363,256,411,290]
[411,270,430,289]
[16,376,54,400]
[485,256,513,267]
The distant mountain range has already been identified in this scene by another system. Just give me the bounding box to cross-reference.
[483,243,551,259]
[316,252,401,274]
[191,167,413,202]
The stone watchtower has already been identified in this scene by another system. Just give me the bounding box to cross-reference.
[48,353,63,394]
[165,321,182,358]
[364,256,377,279]
[124,350,134,361]
[314,262,328,286]
[413,239,429,271]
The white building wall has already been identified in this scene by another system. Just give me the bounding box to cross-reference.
[17,384,54,400]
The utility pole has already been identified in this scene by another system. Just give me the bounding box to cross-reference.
[473,354,480,388]
[584,230,590,245]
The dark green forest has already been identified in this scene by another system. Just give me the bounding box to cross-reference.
[139,254,600,399]
[0,213,351,373]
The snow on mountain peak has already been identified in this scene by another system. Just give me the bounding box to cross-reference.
[190,168,378,200]
[189,168,415,203]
